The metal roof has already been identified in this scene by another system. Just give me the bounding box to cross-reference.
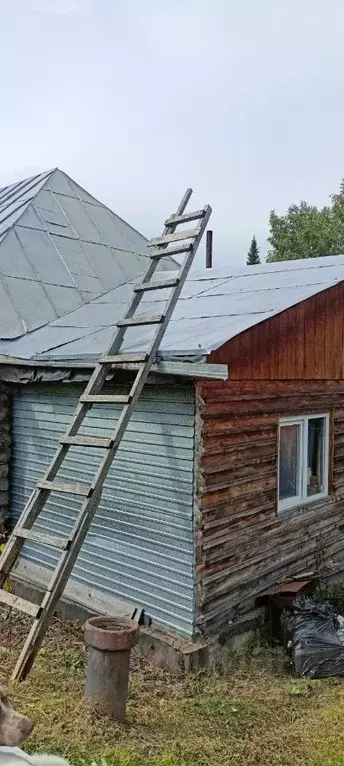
[0,170,53,240]
[1,253,344,364]
[0,168,175,341]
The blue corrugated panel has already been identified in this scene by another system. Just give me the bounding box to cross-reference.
[11,383,196,636]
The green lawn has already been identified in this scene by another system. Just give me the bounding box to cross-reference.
[2,609,344,766]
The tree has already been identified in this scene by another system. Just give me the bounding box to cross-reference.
[246,235,260,265]
[267,179,344,262]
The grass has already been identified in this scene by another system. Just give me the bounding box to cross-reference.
[2,611,344,765]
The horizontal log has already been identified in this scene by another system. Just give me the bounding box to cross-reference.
[201,554,316,617]
[204,509,343,566]
[201,538,333,605]
[201,488,277,519]
[202,450,276,477]
[203,497,276,528]
[203,494,338,547]
[204,457,276,492]
[200,537,344,619]
[197,379,344,397]
[200,503,339,578]
[201,441,276,470]
[202,523,341,595]
[202,518,276,540]
[204,414,277,435]
[205,397,340,418]
[203,428,276,455]
[334,426,344,438]
[201,475,276,507]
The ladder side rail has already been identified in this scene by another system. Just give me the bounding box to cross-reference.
[0,190,194,583]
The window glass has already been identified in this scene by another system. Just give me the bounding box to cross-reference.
[307,417,325,496]
[279,424,300,501]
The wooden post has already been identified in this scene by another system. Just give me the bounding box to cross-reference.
[206,230,213,268]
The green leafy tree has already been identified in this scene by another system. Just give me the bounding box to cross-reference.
[246,235,260,265]
[267,179,344,262]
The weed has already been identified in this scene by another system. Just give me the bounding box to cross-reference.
[2,608,344,765]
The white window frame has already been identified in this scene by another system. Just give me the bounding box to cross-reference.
[278,413,329,513]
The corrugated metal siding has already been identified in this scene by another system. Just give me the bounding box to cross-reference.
[11,383,195,636]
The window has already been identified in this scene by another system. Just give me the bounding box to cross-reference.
[278,414,329,511]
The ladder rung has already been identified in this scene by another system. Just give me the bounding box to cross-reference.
[60,435,112,448]
[117,315,164,327]
[149,242,193,259]
[100,354,147,364]
[134,277,180,292]
[165,209,206,226]
[148,227,201,247]
[37,480,91,496]
[80,394,131,405]
[3,189,211,684]
[15,527,70,550]
[0,589,41,618]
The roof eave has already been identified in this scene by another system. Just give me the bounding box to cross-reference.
[0,353,228,381]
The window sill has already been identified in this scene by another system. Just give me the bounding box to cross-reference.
[278,493,333,517]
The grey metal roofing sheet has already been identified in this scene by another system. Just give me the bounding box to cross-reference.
[1,253,344,363]
[0,168,175,341]
[0,170,54,241]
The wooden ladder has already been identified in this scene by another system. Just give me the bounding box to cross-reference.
[0,188,211,681]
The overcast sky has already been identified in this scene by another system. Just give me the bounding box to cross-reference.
[1,0,344,268]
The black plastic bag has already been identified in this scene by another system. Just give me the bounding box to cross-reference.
[281,595,344,678]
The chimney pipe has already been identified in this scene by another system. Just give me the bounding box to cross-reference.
[206,230,213,269]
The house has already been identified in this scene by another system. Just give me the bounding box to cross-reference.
[1,175,344,654]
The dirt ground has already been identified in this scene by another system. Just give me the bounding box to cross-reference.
[1,607,344,766]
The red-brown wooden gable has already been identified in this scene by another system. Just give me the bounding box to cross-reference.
[209,283,344,380]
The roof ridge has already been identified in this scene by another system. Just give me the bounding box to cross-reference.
[0,169,56,243]
[58,169,150,245]
[0,167,158,342]
[0,168,56,194]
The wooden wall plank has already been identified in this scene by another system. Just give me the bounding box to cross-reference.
[276,313,288,379]
[329,283,344,379]
[294,301,305,377]
[304,295,317,377]
[314,291,326,378]
[209,284,344,380]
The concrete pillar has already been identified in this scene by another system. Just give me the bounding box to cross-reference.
[84,616,139,720]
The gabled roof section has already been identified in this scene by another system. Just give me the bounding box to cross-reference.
[0,168,167,340]
[1,254,344,364]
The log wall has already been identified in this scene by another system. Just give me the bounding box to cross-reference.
[196,379,344,638]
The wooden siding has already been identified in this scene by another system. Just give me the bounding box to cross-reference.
[196,379,344,638]
[209,283,344,380]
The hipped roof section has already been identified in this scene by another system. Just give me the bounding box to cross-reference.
[1,254,344,364]
[0,168,175,341]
